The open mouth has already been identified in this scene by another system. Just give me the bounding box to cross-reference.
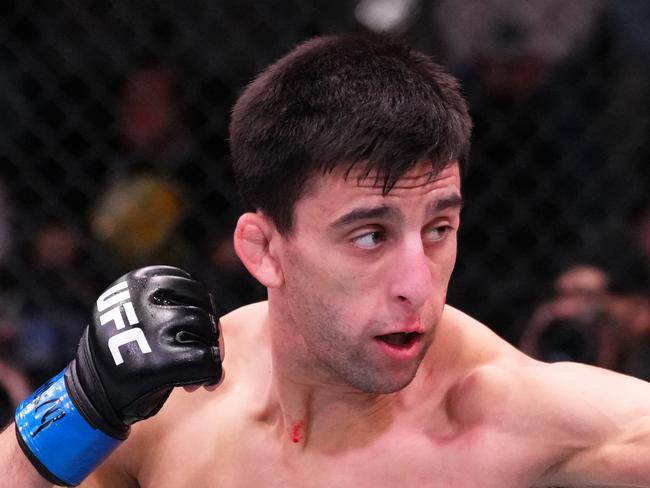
[375,332,422,348]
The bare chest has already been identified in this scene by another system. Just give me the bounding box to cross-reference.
[138,418,543,488]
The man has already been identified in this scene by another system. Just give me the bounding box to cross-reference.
[4,34,650,487]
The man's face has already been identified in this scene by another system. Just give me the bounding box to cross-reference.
[274,163,462,394]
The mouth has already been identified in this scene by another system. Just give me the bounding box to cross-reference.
[375,332,422,348]
[374,331,424,361]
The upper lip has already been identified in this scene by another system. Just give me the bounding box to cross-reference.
[376,319,424,335]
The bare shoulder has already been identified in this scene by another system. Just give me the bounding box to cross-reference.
[439,305,531,367]
[85,301,271,485]
[82,390,215,486]
[440,309,617,473]
[219,300,270,374]
[444,307,650,455]
[432,306,528,423]
[220,300,269,343]
[438,310,650,486]
[221,300,268,324]
[440,306,642,423]
[140,300,270,426]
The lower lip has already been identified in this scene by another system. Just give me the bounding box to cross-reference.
[374,335,423,360]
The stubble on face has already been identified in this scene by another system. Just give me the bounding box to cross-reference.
[281,247,432,394]
[275,163,460,394]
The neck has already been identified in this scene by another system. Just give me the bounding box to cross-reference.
[262,303,398,450]
[265,364,398,451]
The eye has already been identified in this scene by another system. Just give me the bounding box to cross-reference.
[351,230,386,249]
[425,225,452,242]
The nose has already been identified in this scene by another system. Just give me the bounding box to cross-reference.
[388,238,433,311]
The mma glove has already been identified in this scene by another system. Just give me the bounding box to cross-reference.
[15,266,223,486]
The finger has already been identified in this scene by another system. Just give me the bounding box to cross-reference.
[170,344,222,386]
[133,265,192,280]
[204,364,225,390]
[171,309,219,344]
[149,275,212,311]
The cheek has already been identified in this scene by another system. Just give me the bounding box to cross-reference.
[283,247,352,321]
[285,255,374,334]
[283,265,353,345]
[430,240,458,302]
[292,245,371,298]
[442,239,458,279]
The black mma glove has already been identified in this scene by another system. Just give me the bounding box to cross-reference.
[15,265,223,486]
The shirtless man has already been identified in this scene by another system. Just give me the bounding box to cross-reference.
[4,34,650,488]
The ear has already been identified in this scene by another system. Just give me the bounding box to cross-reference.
[233,212,284,288]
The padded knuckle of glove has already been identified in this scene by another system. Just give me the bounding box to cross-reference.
[80,266,223,431]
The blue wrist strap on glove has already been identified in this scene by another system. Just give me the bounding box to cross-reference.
[15,369,122,487]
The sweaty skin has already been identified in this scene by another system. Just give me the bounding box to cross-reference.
[80,163,650,488]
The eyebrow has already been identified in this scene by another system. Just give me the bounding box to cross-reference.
[426,193,464,215]
[329,206,402,229]
[329,193,464,229]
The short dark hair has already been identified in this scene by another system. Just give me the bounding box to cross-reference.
[230,34,472,235]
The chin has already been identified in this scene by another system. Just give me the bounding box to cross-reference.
[348,369,419,394]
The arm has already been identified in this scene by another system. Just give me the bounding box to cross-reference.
[78,443,139,488]
[525,362,650,487]
[0,424,53,487]
[12,266,222,486]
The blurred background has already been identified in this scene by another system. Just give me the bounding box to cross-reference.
[0,0,648,422]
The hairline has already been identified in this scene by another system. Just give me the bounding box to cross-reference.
[276,159,461,237]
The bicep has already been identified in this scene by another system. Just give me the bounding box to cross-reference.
[528,362,650,486]
[544,416,650,487]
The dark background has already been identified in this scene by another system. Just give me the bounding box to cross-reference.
[0,0,648,389]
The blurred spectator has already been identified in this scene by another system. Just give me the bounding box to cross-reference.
[92,172,184,267]
[27,219,99,306]
[612,294,650,380]
[116,60,189,170]
[92,60,189,269]
[12,219,98,386]
[436,0,649,338]
[0,0,644,377]
[607,202,650,379]
[520,261,650,378]
[519,264,622,368]
[434,0,603,96]
[594,201,650,299]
